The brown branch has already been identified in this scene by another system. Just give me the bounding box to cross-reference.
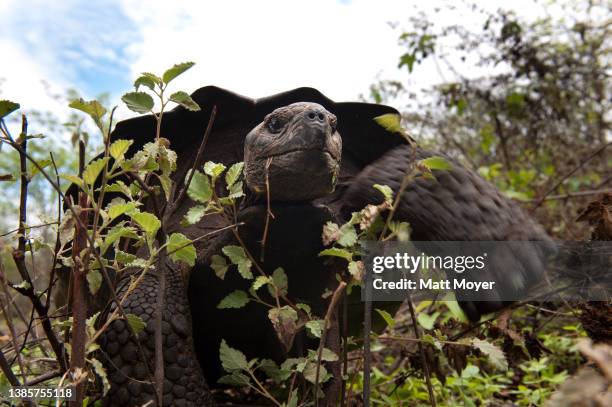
[406,299,437,406]
[70,139,89,407]
[168,105,217,215]
[314,281,346,407]
[259,157,275,262]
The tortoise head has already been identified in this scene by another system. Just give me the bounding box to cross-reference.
[244,102,342,201]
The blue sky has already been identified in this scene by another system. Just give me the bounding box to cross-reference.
[1,0,544,122]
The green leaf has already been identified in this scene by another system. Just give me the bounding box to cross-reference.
[471,338,508,371]
[162,61,195,84]
[210,255,229,279]
[302,361,328,384]
[219,339,248,371]
[68,98,106,129]
[337,223,358,247]
[204,161,226,178]
[129,211,161,236]
[225,162,244,189]
[28,159,52,180]
[167,233,196,267]
[218,372,250,386]
[252,276,270,293]
[184,205,207,224]
[91,358,110,395]
[0,100,20,119]
[107,201,138,220]
[61,174,84,188]
[134,74,157,91]
[114,250,137,264]
[187,171,212,203]
[373,184,393,203]
[86,269,103,294]
[109,139,133,160]
[417,311,440,330]
[169,91,200,111]
[374,113,403,134]
[121,92,154,114]
[222,245,253,279]
[306,319,324,338]
[125,314,145,335]
[420,156,452,171]
[375,309,396,328]
[270,267,288,297]
[318,248,352,262]
[83,158,109,185]
[217,290,250,309]
[228,181,244,199]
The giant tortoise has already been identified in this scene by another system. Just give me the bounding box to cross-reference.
[90,86,550,406]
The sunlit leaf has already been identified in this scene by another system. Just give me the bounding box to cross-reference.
[162,61,195,84]
[169,91,200,111]
[122,92,154,114]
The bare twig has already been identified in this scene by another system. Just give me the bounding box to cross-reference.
[406,299,437,406]
[314,281,346,406]
[168,105,217,214]
[260,157,275,262]
[531,141,611,211]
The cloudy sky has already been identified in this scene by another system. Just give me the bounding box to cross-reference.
[1,0,544,123]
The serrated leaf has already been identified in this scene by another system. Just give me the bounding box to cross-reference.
[83,158,109,185]
[0,100,20,119]
[219,339,248,371]
[268,306,298,352]
[270,267,288,297]
[228,181,244,199]
[134,75,157,91]
[211,255,229,279]
[302,361,328,384]
[420,156,452,171]
[318,248,352,262]
[169,91,200,111]
[129,211,161,236]
[101,226,138,254]
[306,319,324,338]
[69,98,106,129]
[167,233,196,266]
[109,139,133,160]
[187,171,212,203]
[28,159,52,180]
[184,205,207,224]
[252,276,270,292]
[204,161,226,178]
[125,314,145,335]
[114,250,137,264]
[471,338,508,371]
[218,372,250,386]
[225,162,244,189]
[373,184,393,203]
[107,201,138,220]
[86,269,102,294]
[91,358,110,395]
[217,290,249,309]
[122,92,154,114]
[337,223,358,247]
[374,113,403,134]
[222,245,253,279]
[162,61,195,84]
[375,308,396,328]
[61,174,84,188]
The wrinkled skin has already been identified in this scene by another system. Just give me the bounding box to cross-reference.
[244,102,342,201]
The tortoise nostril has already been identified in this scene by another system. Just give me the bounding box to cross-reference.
[308,112,316,120]
[317,113,324,121]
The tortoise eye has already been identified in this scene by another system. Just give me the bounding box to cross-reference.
[267,117,283,133]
